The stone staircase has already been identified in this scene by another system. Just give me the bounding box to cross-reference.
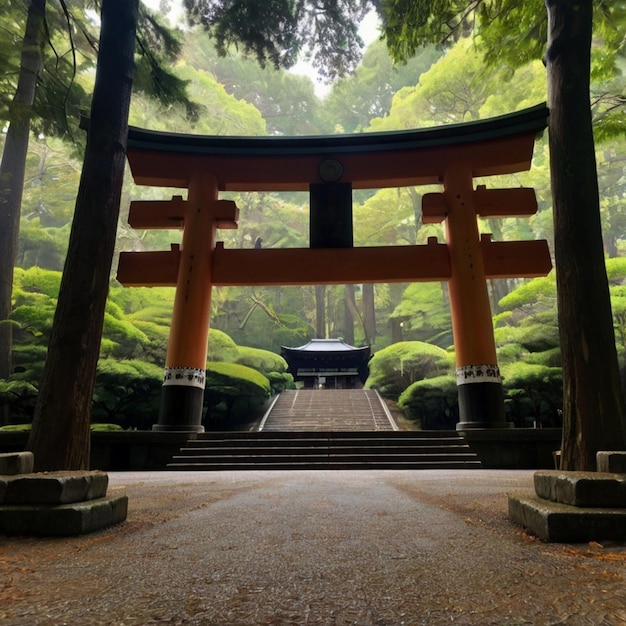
[168,390,482,470]
[167,430,482,470]
[259,389,397,432]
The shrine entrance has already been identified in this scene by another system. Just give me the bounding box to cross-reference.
[118,103,552,433]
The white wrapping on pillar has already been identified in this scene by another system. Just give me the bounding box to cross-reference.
[162,366,206,389]
[456,364,501,385]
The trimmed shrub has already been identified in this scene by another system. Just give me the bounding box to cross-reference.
[398,375,459,429]
[0,380,38,424]
[501,362,562,427]
[92,359,163,430]
[204,362,271,429]
[207,328,239,362]
[365,341,454,399]
[235,346,293,393]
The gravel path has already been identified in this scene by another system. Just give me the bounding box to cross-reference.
[1,469,626,625]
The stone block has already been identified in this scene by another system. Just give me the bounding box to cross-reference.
[534,470,626,507]
[597,451,626,474]
[0,494,128,536]
[0,471,109,505]
[508,494,626,543]
[0,452,34,475]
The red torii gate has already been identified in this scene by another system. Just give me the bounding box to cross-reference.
[118,103,552,433]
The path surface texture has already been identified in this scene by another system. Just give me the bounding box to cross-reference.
[1,469,626,625]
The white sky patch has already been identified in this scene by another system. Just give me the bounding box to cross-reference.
[290,11,382,98]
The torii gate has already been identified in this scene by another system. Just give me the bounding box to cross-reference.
[118,103,552,433]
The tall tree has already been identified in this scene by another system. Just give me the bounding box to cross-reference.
[545,0,625,470]
[379,0,626,469]
[0,1,194,386]
[0,0,46,381]
[28,0,139,470]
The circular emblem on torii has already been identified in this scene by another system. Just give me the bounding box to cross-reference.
[318,158,344,183]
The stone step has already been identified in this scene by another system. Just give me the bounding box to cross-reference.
[172,452,479,463]
[0,471,109,505]
[0,494,128,536]
[508,494,626,543]
[172,388,482,471]
[177,444,472,455]
[168,460,483,471]
[534,470,626,508]
[0,451,34,475]
[597,451,626,473]
[260,389,397,432]
[190,430,464,441]
[169,429,482,470]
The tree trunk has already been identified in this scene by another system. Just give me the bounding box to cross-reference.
[363,283,376,345]
[0,0,46,380]
[315,285,326,338]
[545,0,626,470]
[27,0,138,471]
[343,284,356,345]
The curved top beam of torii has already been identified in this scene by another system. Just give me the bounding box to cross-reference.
[125,103,549,191]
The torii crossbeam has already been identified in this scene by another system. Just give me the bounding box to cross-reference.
[119,103,552,433]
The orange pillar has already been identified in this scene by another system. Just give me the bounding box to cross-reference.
[153,174,218,432]
[444,163,510,429]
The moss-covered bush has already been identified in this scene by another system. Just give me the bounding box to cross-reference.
[92,359,163,430]
[204,362,271,429]
[501,362,562,427]
[234,346,294,392]
[397,375,459,429]
[365,341,454,399]
[207,328,239,362]
[0,380,38,424]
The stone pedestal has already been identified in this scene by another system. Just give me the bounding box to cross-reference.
[509,452,626,542]
[0,454,127,536]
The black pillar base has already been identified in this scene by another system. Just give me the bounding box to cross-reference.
[456,381,512,430]
[153,385,205,433]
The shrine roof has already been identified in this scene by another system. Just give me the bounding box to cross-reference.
[282,339,370,354]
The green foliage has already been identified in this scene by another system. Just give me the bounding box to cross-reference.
[501,362,562,427]
[92,359,163,430]
[13,266,61,298]
[391,282,452,348]
[324,40,441,133]
[366,341,454,399]
[0,380,38,424]
[101,308,151,359]
[495,322,559,355]
[235,345,287,373]
[183,30,328,135]
[17,221,69,271]
[204,361,271,429]
[0,423,31,431]
[266,370,295,393]
[219,291,314,354]
[186,0,375,80]
[207,328,239,362]
[497,275,556,311]
[205,361,271,396]
[90,423,124,432]
[235,345,292,393]
[397,375,458,429]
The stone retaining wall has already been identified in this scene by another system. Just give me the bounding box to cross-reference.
[0,428,561,470]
